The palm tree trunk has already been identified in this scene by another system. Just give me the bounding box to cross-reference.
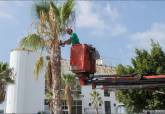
[65,85,73,114]
[50,42,61,114]
[67,96,73,114]
[96,108,99,114]
[0,82,5,103]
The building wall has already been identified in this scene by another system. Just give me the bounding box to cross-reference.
[81,85,123,114]
[0,102,5,113]
[61,59,124,114]
[5,49,45,113]
[61,59,116,75]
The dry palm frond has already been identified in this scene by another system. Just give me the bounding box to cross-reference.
[34,56,45,79]
[40,10,47,26]
[34,0,49,20]
[49,4,59,38]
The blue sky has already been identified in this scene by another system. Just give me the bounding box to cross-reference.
[1,1,165,66]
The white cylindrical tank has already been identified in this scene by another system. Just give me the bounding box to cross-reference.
[5,49,45,113]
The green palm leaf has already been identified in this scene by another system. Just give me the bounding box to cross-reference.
[0,62,14,103]
[90,90,103,109]
[62,74,75,87]
[20,34,45,51]
[61,0,75,26]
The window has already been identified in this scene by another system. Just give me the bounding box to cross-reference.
[104,101,111,114]
[61,100,82,114]
[104,90,110,97]
[0,110,4,114]
[44,99,49,105]
[61,100,68,114]
[72,100,82,114]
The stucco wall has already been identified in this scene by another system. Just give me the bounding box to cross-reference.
[5,50,45,113]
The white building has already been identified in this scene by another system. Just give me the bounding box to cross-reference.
[61,59,126,114]
[0,50,126,114]
[0,102,5,114]
[82,86,125,114]
[5,49,45,113]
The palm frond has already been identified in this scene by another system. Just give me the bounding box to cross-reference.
[61,0,75,27]
[34,56,45,79]
[50,2,61,33]
[62,73,76,87]
[32,0,75,39]
[0,69,14,84]
[0,62,14,84]
[0,62,14,103]
[0,62,8,72]
[61,73,76,100]
[20,34,45,51]
[90,90,103,108]
[33,0,50,19]
[48,3,59,37]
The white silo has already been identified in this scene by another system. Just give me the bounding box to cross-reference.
[5,49,45,113]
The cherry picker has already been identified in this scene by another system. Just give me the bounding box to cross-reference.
[70,44,165,89]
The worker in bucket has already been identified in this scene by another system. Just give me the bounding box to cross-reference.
[60,28,80,46]
[60,28,100,59]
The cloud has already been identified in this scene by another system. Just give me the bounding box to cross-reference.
[76,1,127,37]
[76,1,105,30]
[129,23,165,49]
[105,4,119,20]
[110,24,127,36]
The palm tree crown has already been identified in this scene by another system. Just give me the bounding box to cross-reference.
[20,0,75,52]
[90,90,103,114]
[61,74,76,114]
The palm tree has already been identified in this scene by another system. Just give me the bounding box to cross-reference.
[61,74,76,114]
[20,0,75,114]
[90,90,103,114]
[0,62,14,103]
